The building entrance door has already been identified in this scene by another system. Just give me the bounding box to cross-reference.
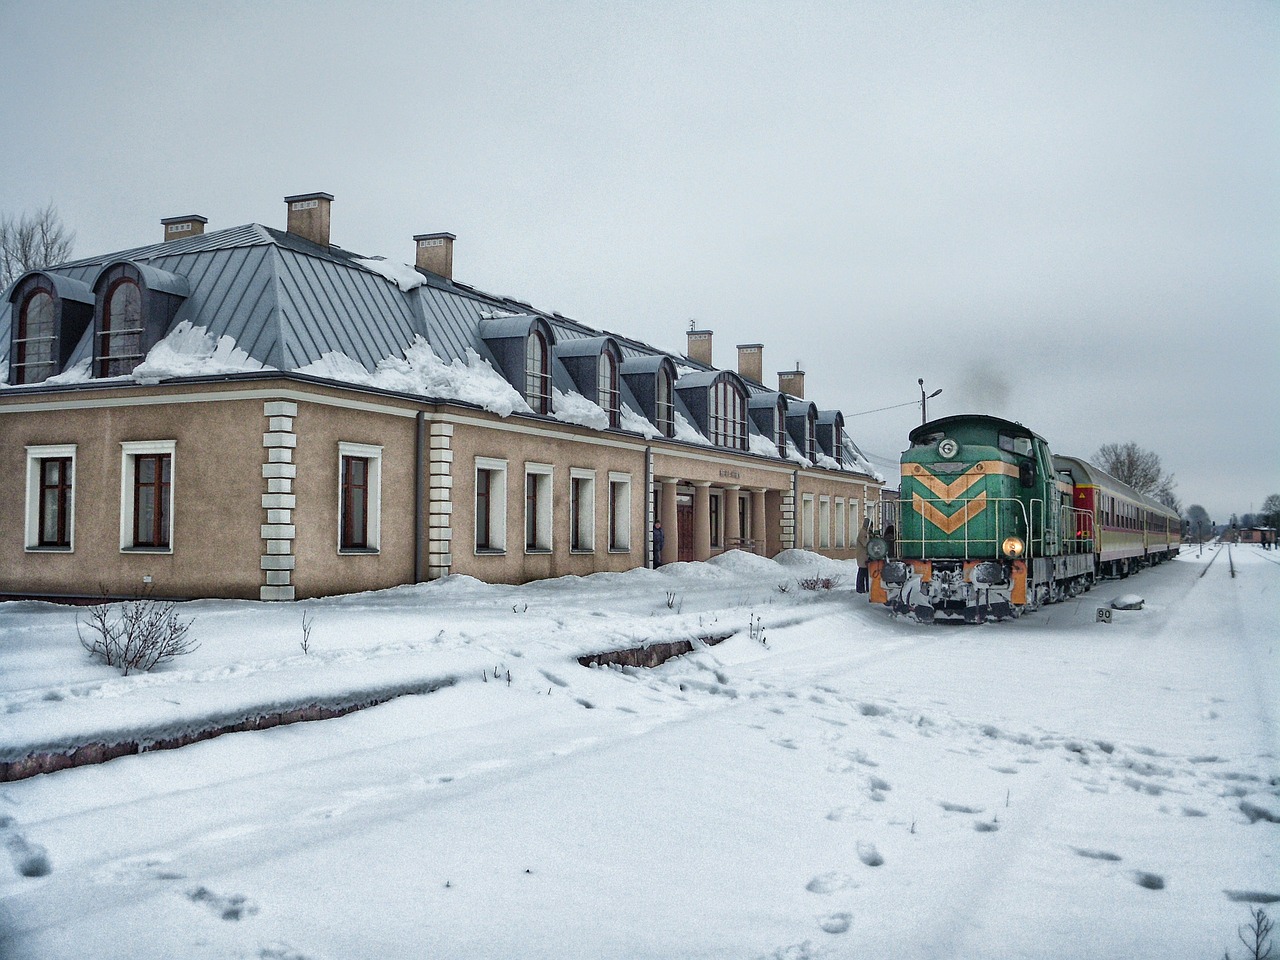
[677,502,695,562]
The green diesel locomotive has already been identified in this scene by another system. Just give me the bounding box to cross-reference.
[868,414,1179,622]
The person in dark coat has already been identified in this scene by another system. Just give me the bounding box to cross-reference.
[854,518,873,593]
[652,520,665,568]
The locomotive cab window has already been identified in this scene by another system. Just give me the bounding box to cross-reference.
[998,433,1033,457]
[913,432,944,448]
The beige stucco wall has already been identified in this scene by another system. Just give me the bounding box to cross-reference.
[0,387,265,599]
[1,377,885,601]
[288,395,420,599]
[448,414,649,583]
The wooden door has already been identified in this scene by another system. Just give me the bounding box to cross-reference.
[677,503,695,562]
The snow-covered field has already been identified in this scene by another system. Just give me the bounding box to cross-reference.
[1,546,1276,959]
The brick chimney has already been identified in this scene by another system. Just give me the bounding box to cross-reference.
[686,328,713,366]
[778,364,805,398]
[284,192,334,247]
[736,343,763,384]
[160,215,207,242]
[414,232,456,279]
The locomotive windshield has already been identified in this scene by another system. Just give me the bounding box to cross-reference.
[998,433,1033,457]
[912,432,944,448]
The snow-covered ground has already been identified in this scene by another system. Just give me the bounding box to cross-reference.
[1,546,1276,959]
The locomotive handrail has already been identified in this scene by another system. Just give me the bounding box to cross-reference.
[896,494,1033,561]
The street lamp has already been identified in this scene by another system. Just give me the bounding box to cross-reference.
[918,378,942,425]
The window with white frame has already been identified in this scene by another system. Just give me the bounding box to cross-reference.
[802,494,815,549]
[120,440,176,551]
[738,493,750,545]
[570,468,595,552]
[524,463,553,552]
[608,473,631,551]
[819,496,830,549]
[338,442,382,552]
[475,457,508,552]
[709,491,722,548]
[849,499,861,545]
[835,499,846,548]
[25,444,76,550]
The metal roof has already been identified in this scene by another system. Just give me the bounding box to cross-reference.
[0,220,877,478]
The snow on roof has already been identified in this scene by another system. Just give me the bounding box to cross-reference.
[295,337,531,418]
[353,257,427,293]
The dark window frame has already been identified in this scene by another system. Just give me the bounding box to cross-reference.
[14,285,57,385]
[99,277,144,377]
[132,453,171,548]
[38,456,73,547]
[525,471,540,551]
[709,376,747,450]
[476,467,495,550]
[525,331,551,415]
[340,455,370,549]
[598,350,620,428]
[655,367,675,437]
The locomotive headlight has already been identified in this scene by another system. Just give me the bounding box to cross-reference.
[937,437,960,459]
[1002,536,1025,558]
[867,537,888,561]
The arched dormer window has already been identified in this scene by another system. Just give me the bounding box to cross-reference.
[15,288,56,384]
[674,369,748,451]
[597,350,619,428]
[552,335,621,428]
[748,391,788,458]
[478,314,555,415]
[709,376,747,450]
[621,354,676,439]
[100,278,143,377]
[786,401,818,463]
[817,411,846,467]
[7,271,95,386]
[91,260,190,379]
[655,364,674,437]
[525,329,551,414]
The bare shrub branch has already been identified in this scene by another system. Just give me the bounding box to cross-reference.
[77,592,198,676]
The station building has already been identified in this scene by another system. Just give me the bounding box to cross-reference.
[1,193,882,601]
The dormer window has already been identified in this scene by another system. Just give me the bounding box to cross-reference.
[786,401,818,462]
[479,314,555,416]
[552,335,621,427]
[817,411,846,467]
[655,365,674,437]
[621,354,677,439]
[99,278,143,377]
[747,391,787,458]
[7,271,95,386]
[709,377,746,449]
[14,287,56,384]
[90,260,190,379]
[525,329,551,414]
[597,350,619,428]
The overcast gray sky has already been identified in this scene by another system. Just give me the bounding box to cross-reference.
[3,0,1276,523]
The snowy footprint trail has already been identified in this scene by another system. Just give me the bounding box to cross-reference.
[0,550,1276,959]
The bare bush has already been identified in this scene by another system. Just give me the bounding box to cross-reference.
[797,576,843,591]
[77,595,198,675]
[1224,908,1274,960]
